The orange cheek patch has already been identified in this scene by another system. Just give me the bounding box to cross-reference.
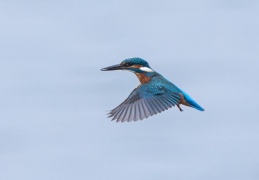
[132,65,142,68]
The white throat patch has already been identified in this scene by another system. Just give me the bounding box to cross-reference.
[139,67,154,72]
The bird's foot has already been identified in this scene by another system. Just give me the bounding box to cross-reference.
[177,104,183,112]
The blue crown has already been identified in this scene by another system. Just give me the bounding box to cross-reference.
[121,57,151,68]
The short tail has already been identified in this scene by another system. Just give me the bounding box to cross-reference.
[182,91,205,111]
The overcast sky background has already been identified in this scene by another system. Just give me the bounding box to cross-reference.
[0,0,259,180]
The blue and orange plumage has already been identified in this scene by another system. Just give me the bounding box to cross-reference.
[101,57,204,122]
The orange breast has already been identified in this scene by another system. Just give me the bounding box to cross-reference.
[135,73,151,84]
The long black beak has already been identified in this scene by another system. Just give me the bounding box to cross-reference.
[101,64,126,71]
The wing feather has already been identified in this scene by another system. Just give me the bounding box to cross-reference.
[128,103,134,122]
[121,105,129,122]
[146,98,158,113]
[108,85,181,122]
[145,99,156,116]
[151,98,164,113]
[134,101,140,121]
[141,99,151,118]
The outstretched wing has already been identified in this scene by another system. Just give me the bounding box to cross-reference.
[108,85,181,122]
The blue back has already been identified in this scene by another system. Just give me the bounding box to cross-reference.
[140,73,204,111]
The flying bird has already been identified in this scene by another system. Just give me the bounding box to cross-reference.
[101,57,204,122]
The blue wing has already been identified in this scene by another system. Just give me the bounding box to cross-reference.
[108,84,181,122]
[156,75,205,112]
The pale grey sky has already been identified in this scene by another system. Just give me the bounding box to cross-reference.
[0,1,258,180]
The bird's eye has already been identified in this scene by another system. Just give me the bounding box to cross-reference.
[123,63,131,66]
[121,62,133,66]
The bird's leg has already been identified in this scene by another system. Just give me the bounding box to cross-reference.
[177,104,183,112]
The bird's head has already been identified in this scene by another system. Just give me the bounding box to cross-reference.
[101,57,154,73]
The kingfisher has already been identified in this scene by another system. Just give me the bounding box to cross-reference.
[101,57,204,122]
